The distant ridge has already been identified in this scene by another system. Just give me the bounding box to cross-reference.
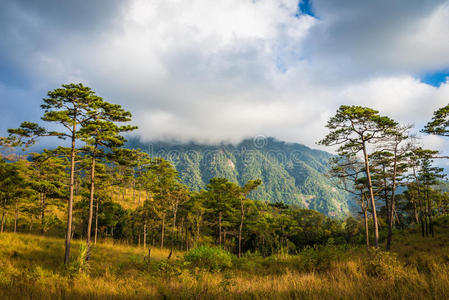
[126,136,355,217]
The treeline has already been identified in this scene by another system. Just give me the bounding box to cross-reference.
[319,105,449,250]
[1,84,449,265]
[0,138,365,259]
[0,84,362,265]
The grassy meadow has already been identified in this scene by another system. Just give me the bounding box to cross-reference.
[1,217,449,299]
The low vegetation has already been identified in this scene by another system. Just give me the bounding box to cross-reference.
[0,217,449,299]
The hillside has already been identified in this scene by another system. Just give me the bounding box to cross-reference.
[126,137,354,217]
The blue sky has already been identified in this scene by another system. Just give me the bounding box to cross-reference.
[1,0,449,157]
[298,0,315,17]
[422,71,449,87]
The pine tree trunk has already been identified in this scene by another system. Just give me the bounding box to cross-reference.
[382,166,390,227]
[413,202,419,224]
[161,214,165,249]
[14,202,18,233]
[170,208,177,255]
[0,198,6,233]
[223,230,227,251]
[421,215,425,237]
[429,215,435,237]
[40,193,46,234]
[364,209,370,249]
[425,217,429,237]
[427,187,434,237]
[363,143,379,248]
[386,149,398,251]
[86,155,96,261]
[64,124,77,265]
[0,209,4,233]
[143,221,147,250]
[168,209,177,260]
[196,217,200,247]
[179,221,183,250]
[185,222,189,251]
[219,211,222,247]
[132,178,136,204]
[179,219,184,250]
[414,169,424,233]
[238,197,244,258]
[361,193,370,249]
[0,199,5,233]
[394,208,400,226]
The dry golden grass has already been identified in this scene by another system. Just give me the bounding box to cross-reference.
[1,219,449,299]
[110,187,146,210]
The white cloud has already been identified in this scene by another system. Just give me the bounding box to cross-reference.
[1,0,449,153]
[305,0,449,76]
[338,77,449,124]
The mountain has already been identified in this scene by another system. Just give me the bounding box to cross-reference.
[126,137,355,217]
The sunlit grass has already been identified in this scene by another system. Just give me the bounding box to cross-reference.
[0,219,449,299]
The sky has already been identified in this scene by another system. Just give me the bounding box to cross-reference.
[1,0,449,157]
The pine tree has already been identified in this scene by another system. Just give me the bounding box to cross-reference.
[0,159,23,233]
[79,101,137,261]
[28,150,67,234]
[318,105,397,247]
[423,103,449,138]
[238,179,261,257]
[9,83,105,264]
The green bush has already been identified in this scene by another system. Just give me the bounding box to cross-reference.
[234,252,264,272]
[434,215,449,226]
[298,244,349,272]
[364,249,407,280]
[155,260,184,277]
[184,246,233,272]
[67,244,90,277]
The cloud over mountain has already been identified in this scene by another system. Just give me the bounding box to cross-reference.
[1,0,449,155]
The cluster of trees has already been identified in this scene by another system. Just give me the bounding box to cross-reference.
[0,84,367,265]
[1,83,449,265]
[3,83,137,263]
[319,105,449,250]
[1,134,362,259]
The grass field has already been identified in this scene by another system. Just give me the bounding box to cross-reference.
[1,218,449,299]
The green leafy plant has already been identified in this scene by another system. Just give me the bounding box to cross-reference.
[184,246,233,272]
[364,249,406,280]
[155,259,184,277]
[67,244,90,277]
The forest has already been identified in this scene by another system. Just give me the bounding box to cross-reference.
[1,83,449,299]
[125,137,354,217]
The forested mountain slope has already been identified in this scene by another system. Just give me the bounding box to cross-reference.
[127,137,355,216]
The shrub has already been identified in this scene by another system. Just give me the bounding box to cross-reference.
[184,246,233,272]
[434,215,449,226]
[234,252,264,272]
[155,259,184,277]
[298,244,349,272]
[364,249,407,280]
[67,244,90,277]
